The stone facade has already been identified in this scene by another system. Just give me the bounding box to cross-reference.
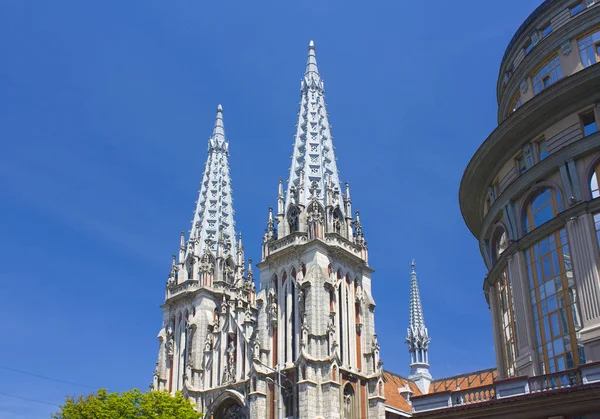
[152,42,386,418]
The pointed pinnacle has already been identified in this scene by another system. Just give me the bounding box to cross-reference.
[306,40,319,74]
[213,104,225,139]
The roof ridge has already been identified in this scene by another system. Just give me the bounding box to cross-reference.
[383,369,410,380]
[432,367,497,383]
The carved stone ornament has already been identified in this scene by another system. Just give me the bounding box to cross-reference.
[204,332,213,353]
[252,337,261,360]
[561,39,572,56]
[165,327,174,359]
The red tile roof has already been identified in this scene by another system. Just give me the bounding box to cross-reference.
[429,368,498,394]
[383,370,422,414]
[383,367,498,414]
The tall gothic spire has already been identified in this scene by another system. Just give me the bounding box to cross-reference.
[189,104,237,257]
[284,40,343,214]
[406,260,433,393]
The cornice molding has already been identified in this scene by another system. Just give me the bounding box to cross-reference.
[460,65,600,237]
[479,135,600,240]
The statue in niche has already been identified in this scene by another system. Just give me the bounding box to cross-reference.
[297,288,305,317]
[166,327,174,359]
[327,315,336,352]
[227,340,236,383]
[301,313,309,346]
[268,288,278,327]
[252,338,261,360]
[343,393,353,419]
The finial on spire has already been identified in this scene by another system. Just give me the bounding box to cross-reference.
[306,40,319,74]
[411,259,416,271]
[213,104,225,140]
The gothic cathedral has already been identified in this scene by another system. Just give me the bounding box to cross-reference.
[153,41,390,419]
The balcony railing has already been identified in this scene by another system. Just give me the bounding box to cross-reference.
[412,362,600,413]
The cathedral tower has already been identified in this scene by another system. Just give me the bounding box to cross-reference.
[153,105,256,417]
[250,41,386,419]
[406,260,432,394]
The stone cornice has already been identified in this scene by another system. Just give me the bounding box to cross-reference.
[460,64,600,238]
[479,135,600,241]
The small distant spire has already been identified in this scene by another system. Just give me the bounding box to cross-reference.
[406,260,432,393]
[409,260,425,330]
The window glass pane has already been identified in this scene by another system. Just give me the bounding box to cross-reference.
[591,172,599,198]
[571,2,584,15]
[594,213,600,248]
[534,204,555,228]
[533,57,563,94]
[517,155,527,174]
[542,23,553,37]
[582,110,598,136]
[579,32,599,68]
[538,140,548,160]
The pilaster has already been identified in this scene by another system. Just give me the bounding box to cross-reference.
[488,285,507,378]
[566,214,600,361]
[507,252,537,376]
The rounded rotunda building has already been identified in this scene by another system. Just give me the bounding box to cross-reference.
[460,0,600,380]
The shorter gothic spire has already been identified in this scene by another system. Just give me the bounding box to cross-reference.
[409,260,425,330]
[406,260,432,393]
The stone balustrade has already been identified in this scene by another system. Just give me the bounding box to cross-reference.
[412,361,600,413]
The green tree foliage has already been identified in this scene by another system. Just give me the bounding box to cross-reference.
[52,389,202,419]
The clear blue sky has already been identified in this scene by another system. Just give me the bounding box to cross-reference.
[0,0,543,417]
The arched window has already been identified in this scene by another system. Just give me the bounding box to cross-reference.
[332,207,344,235]
[525,228,585,373]
[282,380,294,418]
[523,188,563,234]
[591,161,600,199]
[342,384,356,419]
[288,206,300,233]
[491,226,509,264]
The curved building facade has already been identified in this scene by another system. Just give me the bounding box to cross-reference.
[460,0,600,380]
